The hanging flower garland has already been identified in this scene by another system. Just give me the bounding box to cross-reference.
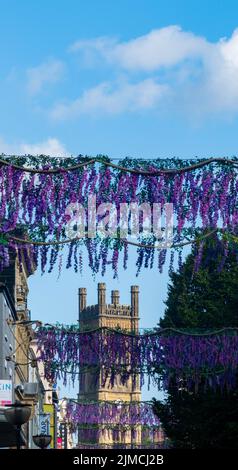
[0,154,238,276]
[36,325,238,391]
[64,397,164,447]
[76,426,164,445]
[75,425,166,448]
[76,442,169,449]
[65,400,160,427]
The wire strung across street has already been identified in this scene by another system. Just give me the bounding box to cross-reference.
[1,155,238,174]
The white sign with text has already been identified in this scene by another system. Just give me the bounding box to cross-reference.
[0,380,13,406]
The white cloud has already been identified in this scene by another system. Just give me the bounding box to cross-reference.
[50,79,169,120]
[0,137,70,157]
[20,138,70,157]
[69,36,117,64]
[69,36,115,54]
[69,37,118,68]
[67,26,238,117]
[202,29,238,112]
[69,26,209,71]
[26,59,65,95]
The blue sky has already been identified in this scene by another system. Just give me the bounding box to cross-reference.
[1,0,238,399]
[1,0,238,157]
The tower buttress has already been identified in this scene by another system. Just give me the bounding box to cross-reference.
[131,285,139,316]
[111,290,120,305]
[131,285,139,333]
[98,283,106,315]
[78,287,87,313]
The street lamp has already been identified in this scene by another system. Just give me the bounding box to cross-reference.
[4,401,32,449]
[33,434,52,449]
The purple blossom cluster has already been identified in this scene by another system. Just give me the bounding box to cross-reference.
[1,164,237,236]
[0,160,237,275]
[36,326,238,391]
[76,426,163,446]
[0,245,10,271]
[77,443,169,448]
[66,401,160,427]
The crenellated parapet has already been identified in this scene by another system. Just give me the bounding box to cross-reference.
[78,283,140,331]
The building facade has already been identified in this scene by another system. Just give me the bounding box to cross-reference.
[0,245,57,448]
[57,398,74,449]
[78,283,141,447]
[0,283,16,386]
[0,283,18,447]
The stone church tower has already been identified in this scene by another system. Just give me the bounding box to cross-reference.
[78,283,141,447]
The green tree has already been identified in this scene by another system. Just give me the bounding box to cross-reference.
[153,236,238,448]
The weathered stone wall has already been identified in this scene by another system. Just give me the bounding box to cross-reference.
[78,283,141,446]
